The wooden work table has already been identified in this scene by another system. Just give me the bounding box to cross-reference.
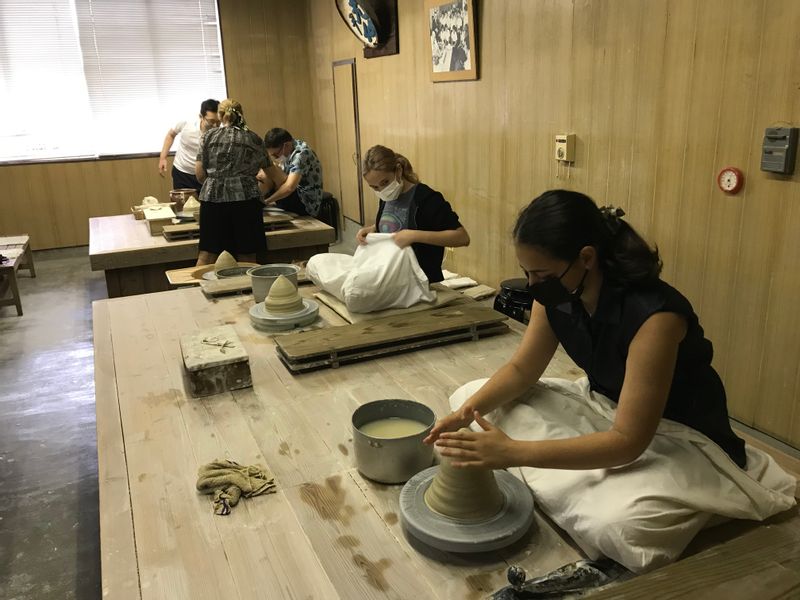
[88,214,335,298]
[94,287,800,600]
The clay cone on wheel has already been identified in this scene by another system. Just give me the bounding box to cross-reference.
[214,250,237,273]
[264,275,303,314]
[424,436,504,521]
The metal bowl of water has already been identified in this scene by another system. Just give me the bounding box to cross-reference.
[352,399,435,484]
[247,264,300,303]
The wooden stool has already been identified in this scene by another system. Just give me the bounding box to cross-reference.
[0,235,36,316]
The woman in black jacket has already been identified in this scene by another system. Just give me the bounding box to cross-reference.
[356,145,470,283]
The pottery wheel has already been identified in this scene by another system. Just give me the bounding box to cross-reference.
[399,466,534,553]
[249,299,319,331]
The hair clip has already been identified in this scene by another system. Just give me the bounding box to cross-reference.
[599,205,625,235]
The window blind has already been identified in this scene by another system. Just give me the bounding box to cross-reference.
[0,0,227,162]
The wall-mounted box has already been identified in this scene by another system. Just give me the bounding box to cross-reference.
[555,134,576,162]
[761,127,798,175]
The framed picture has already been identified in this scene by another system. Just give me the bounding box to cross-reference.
[425,0,477,82]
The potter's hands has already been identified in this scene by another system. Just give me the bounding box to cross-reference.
[423,405,474,445]
[392,229,418,248]
[356,226,373,245]
[158,157,168,177]
[434,411,517,469]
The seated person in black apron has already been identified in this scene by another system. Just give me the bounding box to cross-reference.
[356,144,470,284]
[426,189,746,470]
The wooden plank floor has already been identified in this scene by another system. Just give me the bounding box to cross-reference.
[94,286,799,599]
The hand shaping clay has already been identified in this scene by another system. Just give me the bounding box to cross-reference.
[424,434,504,521]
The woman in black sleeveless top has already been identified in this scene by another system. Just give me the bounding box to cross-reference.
[426,189,746,469]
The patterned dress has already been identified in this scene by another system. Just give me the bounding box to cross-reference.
[197,126,269,203]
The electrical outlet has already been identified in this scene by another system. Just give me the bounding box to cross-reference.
[555,134,576,162]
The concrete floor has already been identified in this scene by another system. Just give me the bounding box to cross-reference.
[0,223,359,600]
[0,247,106,600]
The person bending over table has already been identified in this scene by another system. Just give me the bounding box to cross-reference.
[356,145,470,284]
[258,128,323,217]
[194,99,269,266]
[159,98,220,192]
[426,189,747,468]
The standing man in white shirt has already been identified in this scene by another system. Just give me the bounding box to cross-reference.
[158,99,220,192]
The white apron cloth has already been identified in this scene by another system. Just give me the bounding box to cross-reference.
[306,233,435,313]
[449,377,797,573]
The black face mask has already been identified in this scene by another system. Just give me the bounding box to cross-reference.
[526,259,588,307]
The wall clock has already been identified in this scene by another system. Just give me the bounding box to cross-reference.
[717,166,744,194]
[335,0,399,59]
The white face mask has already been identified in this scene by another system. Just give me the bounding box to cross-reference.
[376,177,403,202]
[276,143,290,165]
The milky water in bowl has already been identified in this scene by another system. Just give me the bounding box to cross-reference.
[359,417,429,439]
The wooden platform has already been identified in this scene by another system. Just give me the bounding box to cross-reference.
[93,286,800,600]
[89,214,334,297]
[162,213,294,241]
[276,304,510,372]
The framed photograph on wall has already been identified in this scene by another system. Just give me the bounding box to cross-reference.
[425,0,477,82]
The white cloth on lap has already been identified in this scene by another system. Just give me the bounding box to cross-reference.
[449,377,797,573]
[306,233,435,313]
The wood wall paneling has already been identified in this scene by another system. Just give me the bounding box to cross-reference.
[0,158,174,249]
[217,0,316,142]
[0,0,318,250]
[2,0,799,447]
[304,0,800,447]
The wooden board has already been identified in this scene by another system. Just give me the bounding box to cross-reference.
[142,205,176,220]
[461,284,497,301]
[589,520,800,599]
[313,287,469,324]
[278,322,509,373]
[0,235,30,247]
[199,275,253,297]
[162,214,294,242]
[276,304,509,360]
[165,263,259,287]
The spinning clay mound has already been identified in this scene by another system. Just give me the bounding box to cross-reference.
[214,251,238,273]
[264,275,303,314]
[424,437,504,521]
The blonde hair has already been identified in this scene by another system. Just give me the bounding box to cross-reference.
[362,145,419,184]
[218,99,247,129]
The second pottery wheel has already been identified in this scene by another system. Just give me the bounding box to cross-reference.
[399,466,534,553]
[249,299,319,331]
